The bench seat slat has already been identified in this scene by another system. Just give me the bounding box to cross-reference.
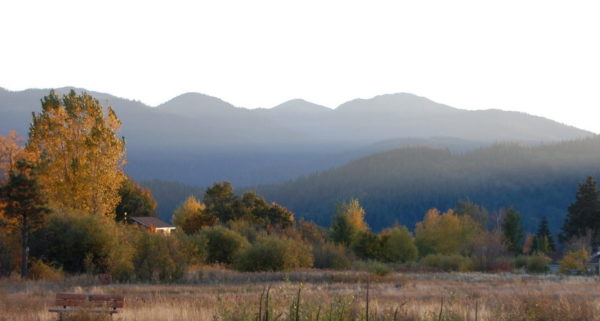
[49,308,121,314]
[50,293,125,314]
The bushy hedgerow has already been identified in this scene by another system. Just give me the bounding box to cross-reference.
[420,254,473,272]
[234,234,313,271]
[313,242,352,270]
[200,226,249,264]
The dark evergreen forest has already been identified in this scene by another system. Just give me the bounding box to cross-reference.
[256,136,600,233]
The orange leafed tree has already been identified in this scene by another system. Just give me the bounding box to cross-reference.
[26,90,126,218]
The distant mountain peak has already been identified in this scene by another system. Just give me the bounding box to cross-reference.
[158,92,234,108]
[271,99,331,113]
[336,92,458,115]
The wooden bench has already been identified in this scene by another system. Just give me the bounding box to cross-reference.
[49,293,124,318]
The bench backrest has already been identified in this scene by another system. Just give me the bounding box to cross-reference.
[55,293,124,309]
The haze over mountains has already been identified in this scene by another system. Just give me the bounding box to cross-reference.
[2,87,598,230]
[0,87,591,188]
[258,137,600,233]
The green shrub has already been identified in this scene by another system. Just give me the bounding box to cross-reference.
[200,226,249,264]
[31,211,135,280]
[313,242,352,270]
[380,226,418,263]
[350,231,382,260]
[174,231,208,265]
[234,235,313,271]
[526,254,551,273]
[354,261,393,276]
[512,254,551,273]
[420,254,473,272]
[513,255,529,269]
[132,230,187,282]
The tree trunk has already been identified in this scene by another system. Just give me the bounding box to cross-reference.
[20,215,28,278]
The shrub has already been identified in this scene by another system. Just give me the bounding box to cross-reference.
[420,254,473,272]
[234,235,313,271]
[350,231,382,260]
[174,231,208,265]
[132,230,187,282]
[380,226,418,263]
[200,226,249,264]
[354,261,393,276]
[0,232,18,276]
[31,211,135,280]
[526,254,551,273]
[560,248,589,274]
[512,255,529,270]
[28,259,63,280]
[514,254,551,273]
[469,231,510,272]
[313,242,352,270]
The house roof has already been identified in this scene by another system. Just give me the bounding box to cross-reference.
[130,217,175,229]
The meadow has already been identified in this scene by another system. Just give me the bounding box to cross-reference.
[1,269,599,321]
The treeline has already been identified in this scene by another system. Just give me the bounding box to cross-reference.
[258,139,600,232]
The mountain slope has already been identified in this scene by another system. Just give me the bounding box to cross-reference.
[258,136,600,233]
[0,87,593,187]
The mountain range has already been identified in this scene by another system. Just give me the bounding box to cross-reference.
[0,87,592,188]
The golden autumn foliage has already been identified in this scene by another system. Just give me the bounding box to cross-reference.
[415,208,480,256]
[0,130,33,183]
[172,195,217,234]
[559,248,590,274]
[26,90,126,218]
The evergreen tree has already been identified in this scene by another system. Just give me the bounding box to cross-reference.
[454,199,489,229]
[0,160,50,277]
[26,90,126,217]
[501,207,525,255]
[560,176,600,247]
[533,216,556,253]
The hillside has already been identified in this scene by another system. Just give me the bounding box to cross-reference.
[258,136,600,233]
[0,87,593,187]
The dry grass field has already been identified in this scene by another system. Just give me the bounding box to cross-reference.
[1,269,600,321]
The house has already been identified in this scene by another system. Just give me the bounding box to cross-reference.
[130,217,176,235]
[587,251,600,275]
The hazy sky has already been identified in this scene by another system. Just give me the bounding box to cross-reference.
[2,0,599,133]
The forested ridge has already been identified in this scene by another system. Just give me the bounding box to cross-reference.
[258,137,600,233]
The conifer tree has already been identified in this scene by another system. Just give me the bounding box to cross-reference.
[533,216,556,253]
[560,176,600,247]
[0,160,49,278]
[26,90,126,217]
[501,207,525,255]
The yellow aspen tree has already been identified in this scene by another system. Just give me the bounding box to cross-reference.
[26,90,126,218]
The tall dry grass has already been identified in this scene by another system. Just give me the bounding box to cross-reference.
[1,270,600,321]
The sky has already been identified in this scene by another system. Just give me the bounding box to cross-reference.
[1,0,599,133]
